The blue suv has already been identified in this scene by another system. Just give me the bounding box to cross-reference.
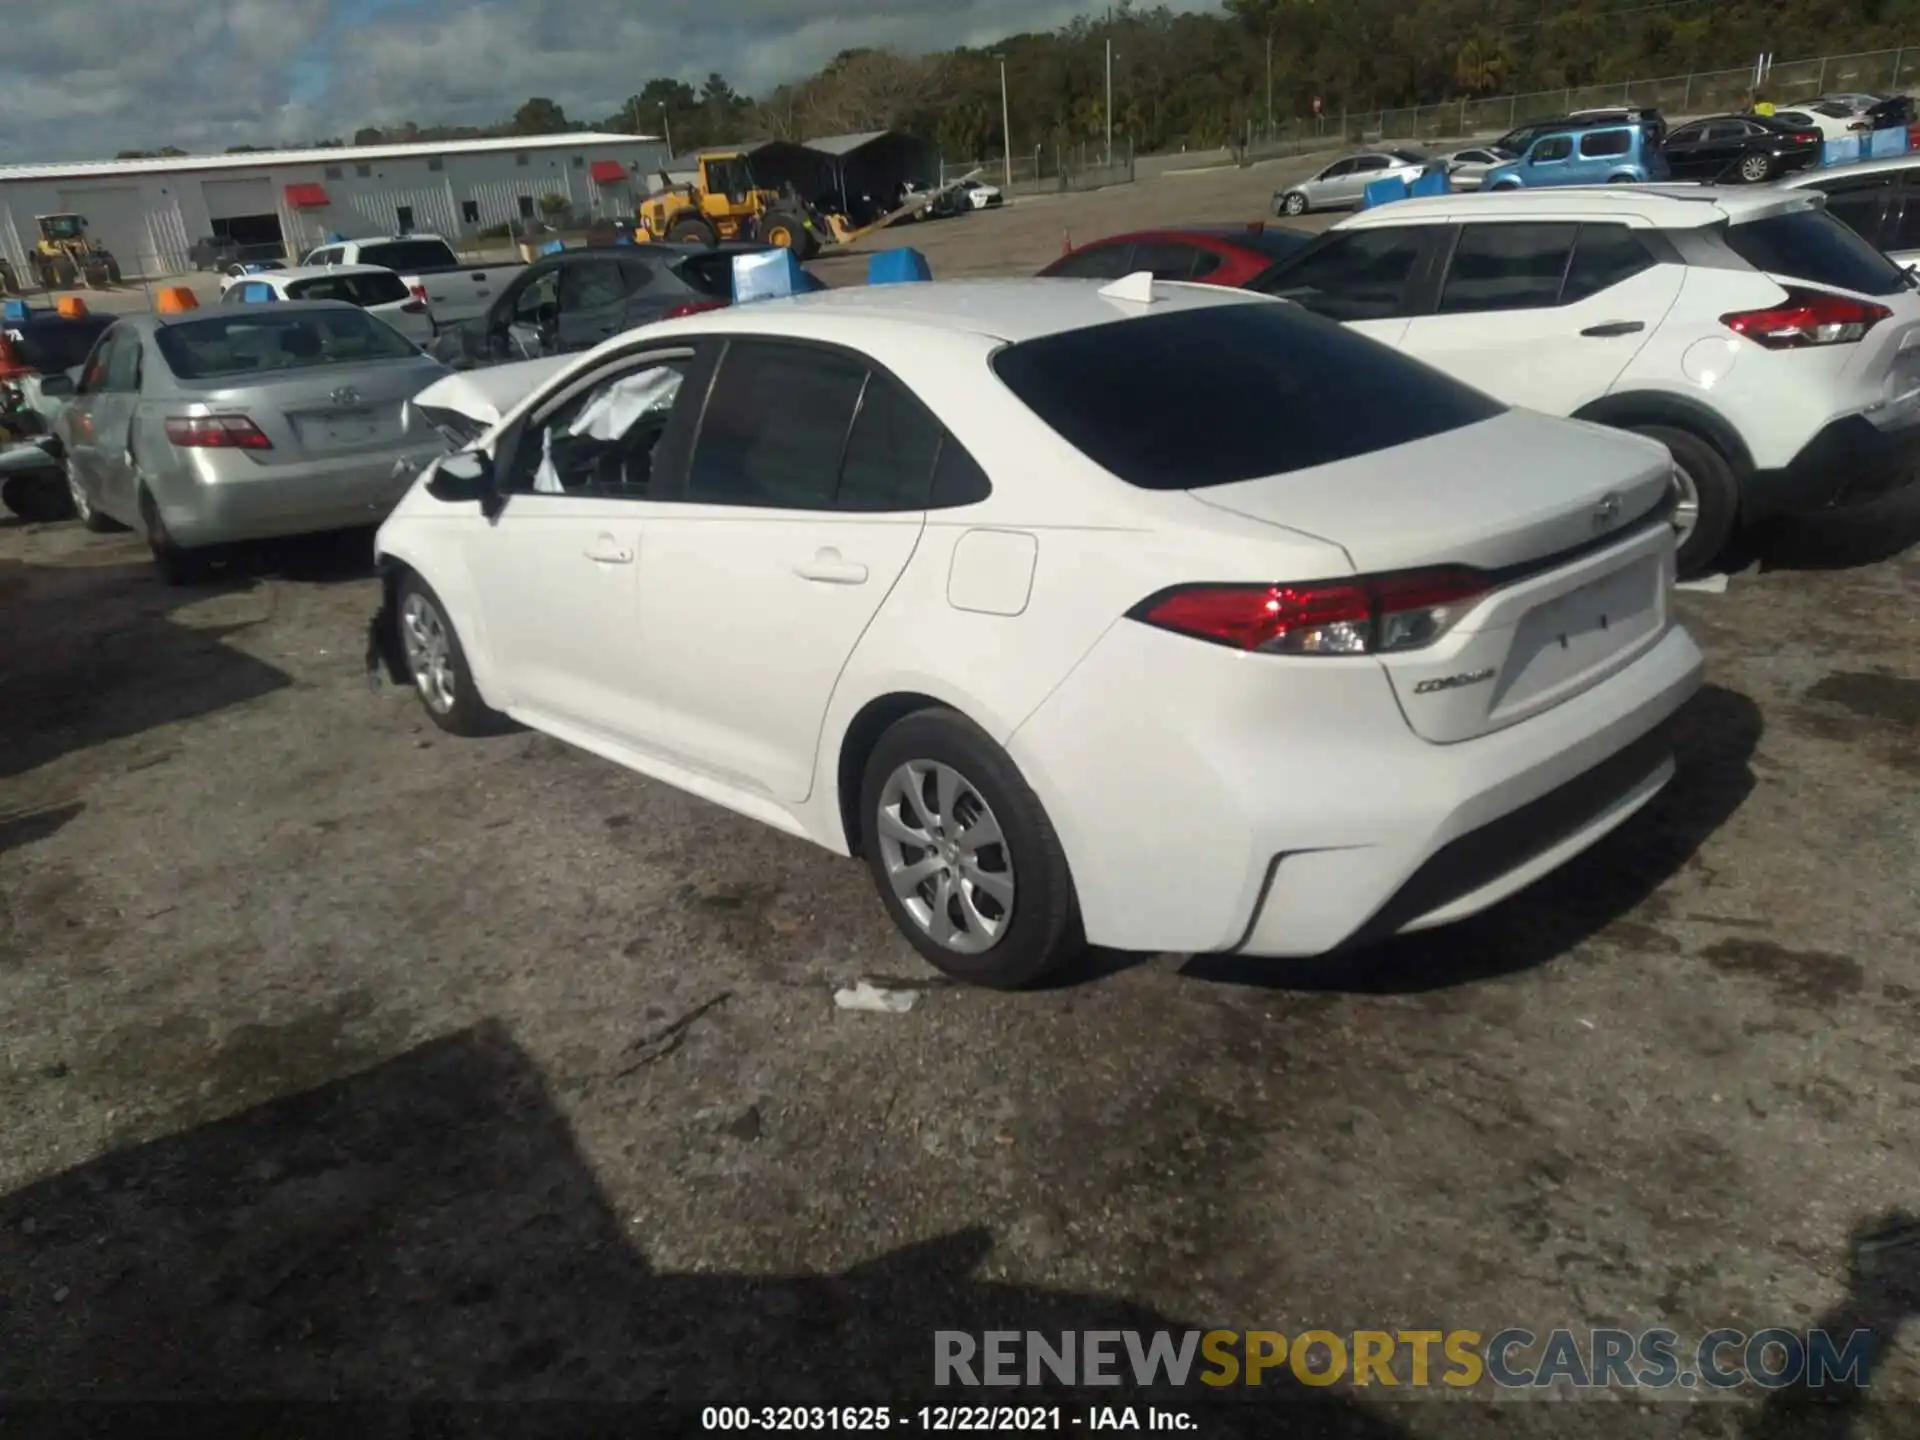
[1481,123,1669,189]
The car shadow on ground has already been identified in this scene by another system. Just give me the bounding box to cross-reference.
[1742,486,1920,574]
[0,1022,1419,1439]
[0,799,83,858]
[191,525,383,587]
[1739,1209,1920,1440]
[0,555,292,782]
[1177,683,1762,995]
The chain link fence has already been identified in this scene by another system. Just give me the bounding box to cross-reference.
[941,140,1136,197]
[1238,45,1920,156]
[947,43,1920,180]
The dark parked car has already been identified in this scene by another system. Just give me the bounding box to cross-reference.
[1,309,113,439]
[1494,107,1667,158]
[428,242,772,370]
[1038,224,1316,286]
[1661,114,1823,184]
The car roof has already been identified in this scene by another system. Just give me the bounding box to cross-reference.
[116,299,368,331]
[1778,151,1920,184]
[645,276,1262,346]
[1073,225,1293,247]
[1336,184,1815,229]
[257,263,400,283]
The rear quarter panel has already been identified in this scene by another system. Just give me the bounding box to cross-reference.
[792,324,1354,851]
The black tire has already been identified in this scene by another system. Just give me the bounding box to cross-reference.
[666,217,717,247]
[1,472,73,523]
[394,571,512,737]
[761,210,806,252]
[104,259,122,285]
[138,484,212,585]
[1736,152,1774,184]
[858,709,1083,990]
[1628,423,1740,579]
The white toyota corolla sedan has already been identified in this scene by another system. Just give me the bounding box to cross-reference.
[367,276,1704,989]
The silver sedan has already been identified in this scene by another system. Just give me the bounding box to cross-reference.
[58,301,451,583]
[1273,150,1432,215]
[1434,145,1515,189]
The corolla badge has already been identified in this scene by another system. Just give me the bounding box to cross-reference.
[1592,492,1622,529]
[1413,668,1495,695]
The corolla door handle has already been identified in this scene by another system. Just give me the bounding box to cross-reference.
[584,534,634,564]
[1580,320,1646,337]
[794,547,868,585]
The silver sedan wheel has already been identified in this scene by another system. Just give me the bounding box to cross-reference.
[1669,465,1701,550]
[399,591,458,716]
[1283,192,1308,216]
[875,760,1015,955]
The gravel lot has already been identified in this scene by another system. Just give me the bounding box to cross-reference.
[3,160,1919,1437]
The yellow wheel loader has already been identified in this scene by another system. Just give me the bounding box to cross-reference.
[638,152,826,259]
[32,215,121,290]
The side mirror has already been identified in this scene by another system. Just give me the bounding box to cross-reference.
[426,448,494,504]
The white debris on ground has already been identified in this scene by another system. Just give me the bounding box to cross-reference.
[1676,573,1730,594]
[834,981,920,1013]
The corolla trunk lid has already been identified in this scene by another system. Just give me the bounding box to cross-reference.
[1190,408,1680,743]
[1190,408,1674,574]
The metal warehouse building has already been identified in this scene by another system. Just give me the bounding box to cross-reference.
[0,132,668,281]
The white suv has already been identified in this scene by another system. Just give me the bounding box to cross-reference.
[1249,185,1920,575]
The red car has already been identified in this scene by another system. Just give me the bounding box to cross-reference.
[1037,223,1316,286]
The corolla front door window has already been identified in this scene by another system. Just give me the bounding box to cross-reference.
[468,348,695,741]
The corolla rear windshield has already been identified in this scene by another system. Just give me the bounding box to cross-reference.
[157,309,419,380]
[990,302,1506,489]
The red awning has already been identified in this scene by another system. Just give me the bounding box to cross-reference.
[590,160,629,185]
[284,183,329,208]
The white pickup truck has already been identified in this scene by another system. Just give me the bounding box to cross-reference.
[298,234,524,327]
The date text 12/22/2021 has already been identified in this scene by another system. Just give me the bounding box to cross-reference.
[700,1406,1199,1431]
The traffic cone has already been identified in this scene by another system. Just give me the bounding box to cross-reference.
[1061,228,1072,255]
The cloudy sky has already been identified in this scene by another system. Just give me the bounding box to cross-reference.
[0,0,1213,163]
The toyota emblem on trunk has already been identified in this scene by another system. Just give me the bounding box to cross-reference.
[331,386,360,406]
[1592,493,1622,529]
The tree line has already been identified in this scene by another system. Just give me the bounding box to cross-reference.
[120,0,1906,163]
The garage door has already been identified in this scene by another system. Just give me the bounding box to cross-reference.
[54,187,152,278]
[201,177,275,220]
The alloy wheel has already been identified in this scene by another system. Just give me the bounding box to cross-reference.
[874,760,1015,955]
[1669,464,1701,550]
[399,592,458,716]
[1739,154,1770,182]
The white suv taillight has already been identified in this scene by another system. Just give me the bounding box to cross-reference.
[1129,569,1489,656]
[1721,287,1891,349]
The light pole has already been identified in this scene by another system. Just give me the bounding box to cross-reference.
[1105,38,1114,168]
[1265,31,1274,131]
[658,103,675,158]
[994,54,1013,191]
